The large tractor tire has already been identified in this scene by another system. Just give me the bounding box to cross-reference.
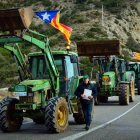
[119,84,129,105]
[0,97,23,132]
[129,79,135,102]
[98,95,108,103]
[45,97,69,133]
[73,98,85,124]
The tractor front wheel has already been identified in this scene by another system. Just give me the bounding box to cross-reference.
[45,97,69,133]
[119,84,129,105]
[0,97,23,132]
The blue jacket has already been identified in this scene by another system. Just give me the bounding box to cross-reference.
[74,82,97,103]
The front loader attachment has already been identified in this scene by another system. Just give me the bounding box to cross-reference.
[0,6,34,33]
[77,40,121,56]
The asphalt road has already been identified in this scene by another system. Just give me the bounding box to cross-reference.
[0,96,140,140]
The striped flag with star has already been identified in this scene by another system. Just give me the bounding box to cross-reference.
[35,10,72,45]
[131,52,140,60]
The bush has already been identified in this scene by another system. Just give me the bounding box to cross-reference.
[114,19,119,24]
[126,36,140,52]
[89,27,102,33]
[41,0,52,7]
[94,0,102,8]
[86,31,95,38]
[101,0,127,13]
[117,15,122,20]
[71,34,84,41]
[75,16,88,23]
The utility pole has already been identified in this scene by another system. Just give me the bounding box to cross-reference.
[102,3,104,26]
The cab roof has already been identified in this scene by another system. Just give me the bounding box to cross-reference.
[28,51,78,57]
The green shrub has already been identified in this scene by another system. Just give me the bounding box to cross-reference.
[101,0,127,13]
[86,31,95,38]
[114,19,119,24]
[94,10,101,16]
[89,27,102,33]
[117,15,122,20]
[71,34,83,41]
[80,57,93,75]
[75,16,88,23]
[42,0,52,7]
[94,1,102,8]
[126,36,140,52]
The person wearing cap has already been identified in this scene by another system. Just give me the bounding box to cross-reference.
[74,74,97,130]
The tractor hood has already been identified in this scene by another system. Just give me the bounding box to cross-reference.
[19,79,51,92]
[102,72,116,88]
[103,72,115,78]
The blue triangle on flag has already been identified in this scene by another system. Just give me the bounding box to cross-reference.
[35,10,58,24]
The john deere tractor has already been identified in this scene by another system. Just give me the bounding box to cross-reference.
[0,7,84,133]
[126,61,140,95]
[77,40,135,105]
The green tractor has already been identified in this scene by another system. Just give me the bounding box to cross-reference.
[77,40,135,105]
[126,61,140,95]
[0,7,84,133]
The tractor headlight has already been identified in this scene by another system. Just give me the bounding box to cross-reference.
[102,76,110,82]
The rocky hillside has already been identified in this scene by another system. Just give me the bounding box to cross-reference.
[0,0,140,87]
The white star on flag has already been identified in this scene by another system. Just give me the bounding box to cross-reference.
[42,12,50,21]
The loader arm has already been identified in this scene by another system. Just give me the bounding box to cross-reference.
[3,44,31,80]
[22,32,59,95]
[0,7,59,95]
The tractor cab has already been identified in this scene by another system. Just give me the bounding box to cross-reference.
[27,51,80,97]
[126,61,140,89]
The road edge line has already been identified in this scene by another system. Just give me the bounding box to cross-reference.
[60,101,140,140]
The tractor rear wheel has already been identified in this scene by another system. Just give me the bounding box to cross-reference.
[45,97,69,133]
[0,97,23,132]
[73,98,85,124]
[129,79,135,102]
[119,84,129,105]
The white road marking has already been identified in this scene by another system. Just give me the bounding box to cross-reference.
[60,101,140,140]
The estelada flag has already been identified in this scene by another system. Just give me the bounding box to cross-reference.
[130,52,140,60]
[35,10,72,45]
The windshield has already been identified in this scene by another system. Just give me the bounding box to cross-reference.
[54,55,65,77]
[29,55,48,79]
[128,64,138,73]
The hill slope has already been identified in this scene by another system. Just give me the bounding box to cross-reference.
[0,0,140,87]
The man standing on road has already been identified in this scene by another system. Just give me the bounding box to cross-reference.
[75,74,97,130]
